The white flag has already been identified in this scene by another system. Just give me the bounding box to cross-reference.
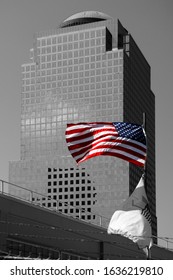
[107,176,152,249]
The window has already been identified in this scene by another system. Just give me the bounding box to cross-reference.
[91,30,95,38]
[74,33,78,41]
[79,33,84,40]
[68,34,73,41]
[106,28,112,51]
[85,32,89,39]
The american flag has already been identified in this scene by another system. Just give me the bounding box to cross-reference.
[65,122,147,167]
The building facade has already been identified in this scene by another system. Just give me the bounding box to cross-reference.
[9,11,157,236]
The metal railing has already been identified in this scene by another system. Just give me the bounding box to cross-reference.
[0,179,173,251]
[0,179,109,228]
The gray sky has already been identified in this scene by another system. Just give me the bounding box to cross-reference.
[0,0,173,246]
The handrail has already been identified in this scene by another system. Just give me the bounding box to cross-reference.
[0,179,109,228]
[0,179,172,251]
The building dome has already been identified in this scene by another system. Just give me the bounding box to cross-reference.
[59,11,112,28]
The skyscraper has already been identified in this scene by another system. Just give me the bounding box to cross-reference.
[9,11,157,237]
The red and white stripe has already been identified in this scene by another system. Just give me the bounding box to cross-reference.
[66,122,146,166]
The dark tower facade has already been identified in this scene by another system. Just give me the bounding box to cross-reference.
[9,11,157,237]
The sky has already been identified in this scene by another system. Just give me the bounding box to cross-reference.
[0,0,173,248]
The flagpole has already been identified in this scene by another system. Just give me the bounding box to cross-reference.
[142,112,147,177]
[142,112,151,260]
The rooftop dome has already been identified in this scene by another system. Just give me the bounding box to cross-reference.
[59,11,112,28]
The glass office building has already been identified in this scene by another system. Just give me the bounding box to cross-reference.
[9,11,157,236]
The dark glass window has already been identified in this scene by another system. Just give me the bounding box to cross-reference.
[106,28,112,51]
